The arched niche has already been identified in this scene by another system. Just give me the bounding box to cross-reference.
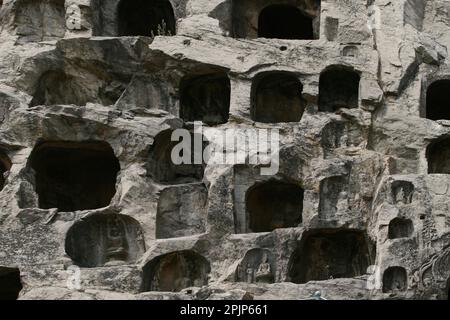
[65,214,145,268]
[427,138,450,174]
[147,130,206,185]
[232,0,321,39]
[246,180,304,233]
[318,67,360,112]
[251,72,305,123]
[258,4,314,39]
[288,229,374,284]
[180,72,231,125]
[117,0,176,36]
[235,248,275,284]
[391,181,414,205]
[382,266,407,293]
[142,250,210,292]
[388,218,413,239]
[29,141,120,212]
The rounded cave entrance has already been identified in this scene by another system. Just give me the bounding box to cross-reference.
[251,72,305,123]
[142,250,210,292]
[382,266,407,293]
[246,180,304,233]
[287,229,375,284]
[388,218,414,240]
[29,141,120,212]
[118,0,176,37]
[180,72,231,125]
[318,67,361,112]
[65,214,145,268]
[258,4,314,40]
[231,0,321,39]
[147,130,207,185]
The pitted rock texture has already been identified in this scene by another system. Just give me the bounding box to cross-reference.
[0,0,449,300]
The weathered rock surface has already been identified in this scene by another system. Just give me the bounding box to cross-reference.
[0,0,449,300]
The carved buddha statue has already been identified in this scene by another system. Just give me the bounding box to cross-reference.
[105,216,128,265]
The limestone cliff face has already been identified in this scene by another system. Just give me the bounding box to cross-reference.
[0,0,449,300]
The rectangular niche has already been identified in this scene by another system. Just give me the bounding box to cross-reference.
[234,166,303,234]
[156,183,208,239]
[319,176,350,219]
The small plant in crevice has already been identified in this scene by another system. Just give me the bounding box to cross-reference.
[150,19,173,38]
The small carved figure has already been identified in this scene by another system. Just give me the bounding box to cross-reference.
[255,253,273,283]
[105,216,128,265]
[246,264,254,283]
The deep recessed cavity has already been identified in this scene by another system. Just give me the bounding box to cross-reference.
[142,251,210,292]
[391,181,414,204]
[0,268,22,300]
[156,184,208,239]
[65,214,145,268]
[180,73,231,125]
[30,141,120,212]
[251,72,305,123]
[388,218,414,239]
[16,0,66,42]
[427,138,450,174]
[118,0,176,36]
[235,249,275,284]
[30,70,128,107]
[147,130,206,184]
[382,267,407,293]
[425,80,450,121]
[288,230,374,284]
[0,151,12,191]
[232,0,321,39]
[258,4,314,39]
[319,67,361,112]
[246,180,304,233]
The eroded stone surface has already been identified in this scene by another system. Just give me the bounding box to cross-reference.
[0,0,449,300]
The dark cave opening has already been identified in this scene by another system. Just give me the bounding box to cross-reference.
[288,229,374,284]
[251,72,305,123]
[180,73,231,125]
[246,180,304,233]
[426,80,450,121]
[258,4,314,40]
[118,0,176,36]
[0,268,22,300]
[147,130,206,184]
[319,68,360,112]
[30,141,120,212]
[388,218,413,239]
[427,138,450,174]
[382,266,407,293]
